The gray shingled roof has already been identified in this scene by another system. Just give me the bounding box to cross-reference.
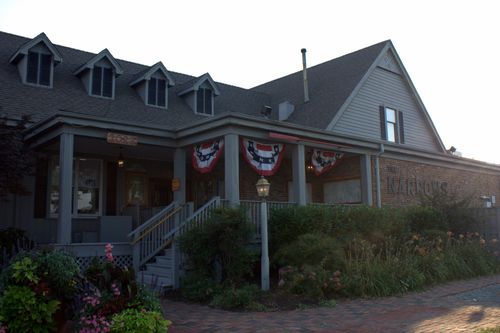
[0,31,387,131]
[0,31,271,130]
[251,41,389,128]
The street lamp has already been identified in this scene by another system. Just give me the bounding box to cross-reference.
[256,175,270,291]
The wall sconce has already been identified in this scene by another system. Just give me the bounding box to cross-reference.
[117,148,125,168]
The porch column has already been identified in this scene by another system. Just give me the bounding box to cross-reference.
[224,133,240,206]
[292,143,307,205]
[360,154,373,206]
[173,147,186,205]
[57,132,74,244]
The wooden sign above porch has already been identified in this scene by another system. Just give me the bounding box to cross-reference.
[107,132,138,146]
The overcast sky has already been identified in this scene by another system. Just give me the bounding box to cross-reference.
[1,0,499,163]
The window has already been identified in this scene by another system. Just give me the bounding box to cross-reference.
[26,51,52,86]
[196,88,213,115]
[49,157,102,217]
[380,106,405,144]
[91,65,113,98]
[147,78,167,107]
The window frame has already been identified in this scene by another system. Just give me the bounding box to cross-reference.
[146,77,168,108]
[90,65,115,99]
[25,51,53,88]
[48,157,103,219]
[195,88,214,116]
[381,106,405,144]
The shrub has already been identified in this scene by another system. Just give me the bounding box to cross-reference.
[406,206,447,233]
[180,271,220,302]
[129,285,162,312]
[268,206,343,255]
[210,284,261,310]
[0,285,60,333]
[279,265,341,300]
[35,250,80,299]
[273,233,345,271]
[179,208,256,284]
[110,308,171,333]
[420,190,478,233]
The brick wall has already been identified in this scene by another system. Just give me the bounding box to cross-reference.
[377,157,500,207]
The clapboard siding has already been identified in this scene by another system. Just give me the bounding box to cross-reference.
[333,66,441,153]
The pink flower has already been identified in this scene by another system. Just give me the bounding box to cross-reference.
[0,325,6,333]
[105,243,114,263]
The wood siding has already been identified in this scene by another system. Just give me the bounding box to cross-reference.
[333,66,441,153]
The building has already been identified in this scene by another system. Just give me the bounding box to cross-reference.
[1,31,499,285]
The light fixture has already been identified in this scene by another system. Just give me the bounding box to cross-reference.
[306,164,314,172]
[117,148,125,168]
[256,176,270,198]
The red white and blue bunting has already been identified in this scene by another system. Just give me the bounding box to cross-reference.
[241,138,285,176]
[192,138,224,174]
[311,149,344,176]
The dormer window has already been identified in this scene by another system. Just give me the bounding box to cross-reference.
[196,88,213,115]
[9,33,62,89]
[129,62,174,109]
[27,51,52,86]
[91,65,113,98]
[178,73,220,116]
[74,49,123,100]
[147,78,167,107]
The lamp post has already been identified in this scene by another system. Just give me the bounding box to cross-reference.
[256,175,270,291]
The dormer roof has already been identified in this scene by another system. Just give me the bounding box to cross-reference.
[9,32,63,64]
[129,61,175,87]
[178,73,220,96]
[73,48,124,76]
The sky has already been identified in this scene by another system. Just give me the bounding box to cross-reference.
[1,0,499,163]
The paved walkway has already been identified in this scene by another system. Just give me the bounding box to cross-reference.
[162,274,500,332]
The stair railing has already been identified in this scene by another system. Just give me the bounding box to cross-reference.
[129,201,192,273]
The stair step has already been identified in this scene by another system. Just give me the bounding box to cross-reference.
[146,264,173,276]
[155,256,173,266]
[139,273,172,288]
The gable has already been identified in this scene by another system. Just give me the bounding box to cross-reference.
[331,49,443,153]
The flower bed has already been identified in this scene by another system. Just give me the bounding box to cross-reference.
[0,244,170,333]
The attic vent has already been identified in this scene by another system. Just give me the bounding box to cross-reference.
[279,101,295,121]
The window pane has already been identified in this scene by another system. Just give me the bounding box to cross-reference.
[77,159,100,214]
[102,67,113,97]
[92,66,102,95]
[157,79,166,107]
[27,52,39,84]
[39,54,51,86]
[196,89,204,113]
[387,123,396,142]
[148,78,157,105]
[204,89,212,114]
[386,108,396,123]
[49,158,60,215]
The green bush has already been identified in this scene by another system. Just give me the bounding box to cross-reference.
[273,233,345,271]
[35,250,80,299]
[279,265,341,299]
[420,190,478,233]
[129,285,162,312]
[110,308,170,333]
[268,206,343,255]
[180,271,220,302]
[179,208,256,284]
[210,284,261,310]
[406,206,447,233]
[0,285,60,333]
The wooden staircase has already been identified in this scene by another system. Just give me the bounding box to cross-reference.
[129,197,222,289]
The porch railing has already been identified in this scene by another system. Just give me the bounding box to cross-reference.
[240,200,297,236]
[129,201,193,272]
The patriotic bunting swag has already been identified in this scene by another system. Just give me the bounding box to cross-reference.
[311,149,344,176]
[192,138,224,173]
[241,138,285,176]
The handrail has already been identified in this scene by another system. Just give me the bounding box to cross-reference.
[131,206,184,245]
[163,197,221,241]
[128,201,177,238]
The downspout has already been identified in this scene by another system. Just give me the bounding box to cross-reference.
[374,144,384,208]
